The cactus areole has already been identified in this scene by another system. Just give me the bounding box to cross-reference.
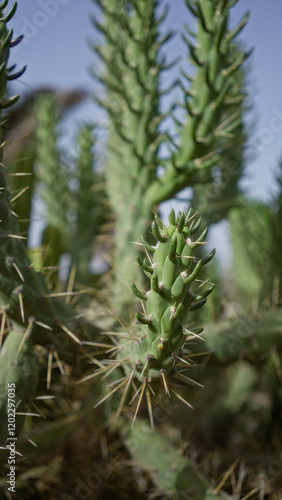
[127,208,215,380]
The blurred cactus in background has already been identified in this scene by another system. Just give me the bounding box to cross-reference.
[0,1,282,499]
[92,0,249,315]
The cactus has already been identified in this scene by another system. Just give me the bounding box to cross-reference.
[92,0,170,311]
[3,88,86,245]
[0,2,99,445]
[93,0,248,313]
[34,96,109,284]
[71,122,110,283]
[192,46,248,225]
[1,1,281,498]
[95,208,215,423]
[229,198,273,299]
[34,92,70,270]
[124,419,225,499]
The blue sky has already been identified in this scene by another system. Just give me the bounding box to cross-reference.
[7,0,282,261]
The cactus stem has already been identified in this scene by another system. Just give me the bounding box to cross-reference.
[91,209,214,422]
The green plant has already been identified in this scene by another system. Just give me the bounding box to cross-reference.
[93,0,248,314]
[0,3,99,445]
[0,1,282,499]
[93,208,215,425]
[34,93,110,285]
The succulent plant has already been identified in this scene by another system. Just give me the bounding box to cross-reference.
[94,208,215,424]
[1,1,281,499]
[0,2,99,445]
[92,0,249,314]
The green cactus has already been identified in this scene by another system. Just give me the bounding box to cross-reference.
[0,3,99,445]
[71,122,110,283]
[94,208,215,422]
[229,197,273,299]
[197,308,282,364]
[0,1,281,498]
[92,0,169,311]
[93,0,248,314]
[130,208,214,378]
[192,45,248,225]
[145,1,249,204]
[34,92,70,270]
[124,419,225,499]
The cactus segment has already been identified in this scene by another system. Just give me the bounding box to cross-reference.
[93,208,215,423]
[124,208,214,382]
[144,0,249,206]
[124,419,226,499]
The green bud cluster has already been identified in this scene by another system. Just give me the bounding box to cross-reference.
[129,208,215,380]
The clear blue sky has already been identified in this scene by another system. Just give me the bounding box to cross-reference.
[7,0,282,262]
